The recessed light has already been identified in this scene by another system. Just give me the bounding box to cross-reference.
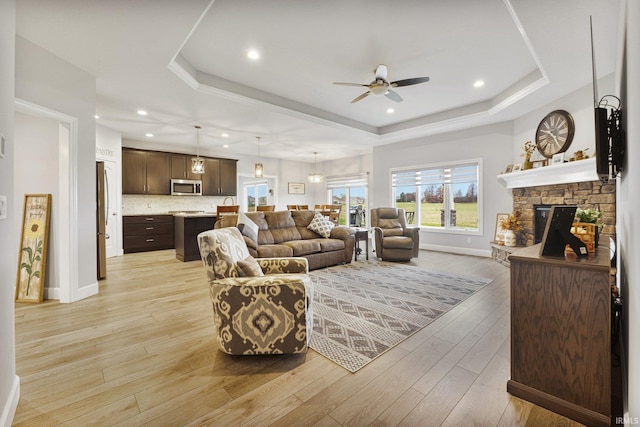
[386,108,395,114]
[221,133,229,138]
[247,49,260,60]
[145,133,154,137]
[223,144,229,148]
[473,80,485,88]
[94,114,100,119]
[137,109,148,116]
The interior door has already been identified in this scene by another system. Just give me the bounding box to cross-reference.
[103,160,119,258]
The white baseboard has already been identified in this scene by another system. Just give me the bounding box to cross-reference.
[44,286,60,301]
[75,282,99,302]
[420,243,492,258]
[44,281,99,303]
[1,375,20,427]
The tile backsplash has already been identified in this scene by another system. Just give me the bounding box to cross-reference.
[122,195,237,215]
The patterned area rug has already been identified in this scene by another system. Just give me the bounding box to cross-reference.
[308,261,492,372]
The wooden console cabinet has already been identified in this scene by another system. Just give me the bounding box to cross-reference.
[123,215,174,253]
[507,244,611,427]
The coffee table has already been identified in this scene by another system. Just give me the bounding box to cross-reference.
[353,228,369,261]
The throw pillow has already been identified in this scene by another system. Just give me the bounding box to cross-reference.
[236,211,258,243]
[237,256,264,277]
[307,212,334,238]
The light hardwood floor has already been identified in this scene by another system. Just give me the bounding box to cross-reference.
[13,249,584,426]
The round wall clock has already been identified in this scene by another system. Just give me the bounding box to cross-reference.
[535,110,575,158]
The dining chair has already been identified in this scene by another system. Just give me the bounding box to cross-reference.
[287,204,299,211]
[256,205,275,212]
[297,204,309,210]
[216,205,239,220]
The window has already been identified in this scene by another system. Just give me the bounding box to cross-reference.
[391,160,481,232]
[244,181,268,212]
[326,173,369,227]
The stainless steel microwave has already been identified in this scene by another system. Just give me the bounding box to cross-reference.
[171,179,202,196]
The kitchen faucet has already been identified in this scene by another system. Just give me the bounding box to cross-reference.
[223,196,235,205]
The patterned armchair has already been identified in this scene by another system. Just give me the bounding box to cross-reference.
[197,227,313,355]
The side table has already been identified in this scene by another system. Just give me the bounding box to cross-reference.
[353,228,369,261]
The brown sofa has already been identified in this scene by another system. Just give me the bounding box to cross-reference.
[214,210,355,270]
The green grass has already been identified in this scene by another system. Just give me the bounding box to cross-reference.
[396,202,478,228]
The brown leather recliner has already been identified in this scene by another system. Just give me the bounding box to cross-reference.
[370,207,420,262]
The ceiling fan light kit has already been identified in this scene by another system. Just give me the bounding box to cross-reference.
[334,64,429,104]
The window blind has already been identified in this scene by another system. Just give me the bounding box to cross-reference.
[392,164,477,187]
[326,172,369,189]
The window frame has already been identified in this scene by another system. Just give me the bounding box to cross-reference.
[390,158,483,236]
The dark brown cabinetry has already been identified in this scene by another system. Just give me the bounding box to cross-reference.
[123,215,174,253]
[122,148,236,196]
[507,244,611,427]
[174,214,217,261]
[202,158,237,196]
[122,149,171,195]
[170,154,201,180]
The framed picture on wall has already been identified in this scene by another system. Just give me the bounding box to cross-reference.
[15,194,52,303]
[552,153,565,165]
[288,182,305,194]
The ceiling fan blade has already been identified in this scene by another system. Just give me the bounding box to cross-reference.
[351,91,370,103]
[334,82,369,87]
[390,76,430,87]
[375,64,388,81]
[385,90,403,103]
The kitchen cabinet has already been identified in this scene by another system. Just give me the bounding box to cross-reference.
[202,158,237,196]
[174,214,217,261]
[122,149,171,194]
[170,153,201,180]
[123,215,174,253]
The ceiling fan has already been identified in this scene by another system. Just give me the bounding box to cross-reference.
[333,64,429,104]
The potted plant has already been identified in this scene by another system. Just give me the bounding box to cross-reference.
[501,211,523,247]
[575,207,603,247]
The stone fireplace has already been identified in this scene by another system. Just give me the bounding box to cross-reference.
[491,159,616,266]
[512,180,616,247]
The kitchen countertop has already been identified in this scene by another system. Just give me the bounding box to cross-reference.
[172,212,217,218]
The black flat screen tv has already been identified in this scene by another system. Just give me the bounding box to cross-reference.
[539,205,588,258]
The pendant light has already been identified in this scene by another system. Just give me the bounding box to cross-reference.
[308,152,324,183]
[254,136,264,178]
[191,125,205,174]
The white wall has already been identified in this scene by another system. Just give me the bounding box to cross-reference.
[513,73,616,164]
[14,112,61,297]
[15,36,97,302]
[372,122,514,256]
[0,1,18,425]
[96,125,123,255]
[619,0,639,419]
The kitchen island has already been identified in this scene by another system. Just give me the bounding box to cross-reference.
[173,212,217,262]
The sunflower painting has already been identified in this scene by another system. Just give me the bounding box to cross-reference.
[15,194,51,303]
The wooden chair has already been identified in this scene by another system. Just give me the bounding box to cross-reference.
[327,204,341,225]
[256,205,275,212]
[297,204,309,210]
[287,204,299,211]
[216,205,239,220]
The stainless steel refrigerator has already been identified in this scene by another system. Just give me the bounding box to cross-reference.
[96,161,107,279]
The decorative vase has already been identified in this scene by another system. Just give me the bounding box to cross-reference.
[504,230,517,247]
[523,155,533,170]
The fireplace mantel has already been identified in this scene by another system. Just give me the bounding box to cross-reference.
[497,158,598,189]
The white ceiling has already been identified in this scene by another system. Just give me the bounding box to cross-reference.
[15,0,620,162]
